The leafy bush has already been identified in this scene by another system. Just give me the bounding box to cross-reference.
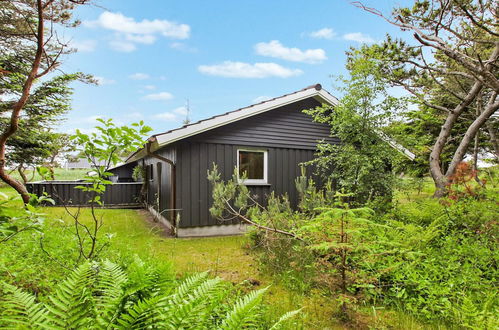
[0,258,299,329]
[210,164,498,327]
[0,192,54,244]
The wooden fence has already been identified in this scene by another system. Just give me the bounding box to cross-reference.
[26,181,143,208]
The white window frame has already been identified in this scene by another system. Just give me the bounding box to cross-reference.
[237,148,268,185]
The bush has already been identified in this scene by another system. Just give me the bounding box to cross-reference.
[369,186,499,327]
[245,181,498,327]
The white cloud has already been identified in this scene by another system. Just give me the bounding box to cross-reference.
[129,73,150,80]
[71,39,97,52]
[85,12,190,39]
[172,106,188,116]
[198,61,302,78]
[153,112,176,121]
[343,32,376,43]
[109,40,136,52]
[252,96,271,103]
[85,11,190,52]
[169,42,197,52]
[94,76,116,85]
[125,34,156,44]
[143,85,156,90]
[309,28,336,40]
[254,40,326,64]
[144,92,174,101]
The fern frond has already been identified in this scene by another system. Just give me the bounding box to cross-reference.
[167,278,224,328]
[123,256,175,298]
[169,272,209,303]
[117,273,222,329]
[115,295,163,329]
[45,261,96,329]
[95,260,128,328]
[0,283,49,328]
[219,286,269,330]
[269,308,302,330]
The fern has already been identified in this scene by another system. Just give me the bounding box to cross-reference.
[45,261,96,329]
[269,308,302,330]
[112,272,210,329]
[219,287,269,329]
[169,272,209,303]
[166,278,224,328]
[95,260,128,328]
[115,295,164,329]
[0,283,49,328]
[0,261,299,329]
[124,256,175,299]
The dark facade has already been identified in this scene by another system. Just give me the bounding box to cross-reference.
[136,97,337,230]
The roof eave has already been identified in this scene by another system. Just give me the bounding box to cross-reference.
[126,138,160,163]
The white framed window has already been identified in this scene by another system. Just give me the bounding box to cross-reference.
[237,149,268,184]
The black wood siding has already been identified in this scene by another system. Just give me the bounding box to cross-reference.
[27,181,142,207]
[142,146,176,221]
[175,142,317,228]
[149,96,336,228]
[76,97,335,229]
[110,162,137,182]
[189,98,339,149]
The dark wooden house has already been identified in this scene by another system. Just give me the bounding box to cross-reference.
[111,84,413,237]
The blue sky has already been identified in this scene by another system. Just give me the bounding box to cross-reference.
[60,0,410,134]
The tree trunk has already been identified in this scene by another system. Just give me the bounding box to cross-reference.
[445,93,499,178]
[430,81,483,197]
[0,0,44,204]
[17,164,28,185]
[0,167,29,203]
[486,120,499,161]
[28,166,36,182]
[472,100,485,185]
[48,164,55,180]
[472,125,483,185]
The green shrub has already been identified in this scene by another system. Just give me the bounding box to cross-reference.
[247,189,499,327]
[369,189,499,327]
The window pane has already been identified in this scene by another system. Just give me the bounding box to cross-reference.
[239,151,264,180]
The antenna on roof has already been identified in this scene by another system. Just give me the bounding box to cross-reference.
[183,98,191,125]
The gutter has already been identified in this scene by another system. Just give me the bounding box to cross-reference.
[145,140,177,231]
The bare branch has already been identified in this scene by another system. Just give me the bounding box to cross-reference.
[220,196,303,240]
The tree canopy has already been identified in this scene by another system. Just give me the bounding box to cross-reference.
[353,0,498,196]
